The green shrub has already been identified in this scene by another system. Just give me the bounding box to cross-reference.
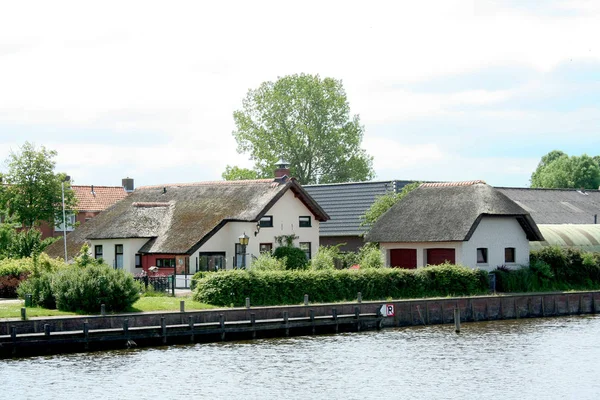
[357,243,384,269]
[251,253,286,271]
[273,246,308,270]
[51,264,142,313]
[193,264,489,307]
[310,245,340,270]
[17,271,56,308]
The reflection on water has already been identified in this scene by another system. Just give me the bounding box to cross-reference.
[2,316,600,400]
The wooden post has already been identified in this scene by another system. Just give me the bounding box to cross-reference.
[355,306,360,332]
[514,298,519,319]
[250,313,256,339]
[566,295,570,315]
[485,300,490,321]
[499,299,503,320]
[441,303,445,324]
[83,321,89,350]
[593,296,597,314]
[161,317,167,344]
[357,292,362,303]
[332,308,338,333]
[409,302,413,325]
[180,300,185,312]
[470,300,475,322]
[188,316,194,343]
[11,326,17,355]
[454,308,460,333]
[579,294,583,315]
[310,309,315,334]
[21,308,26,321]
[527,298,532,317]
[283,311,289,336]
[25,294,32,308]
[304,294,309,306]
[541,296,545,317]
[245,297,250,309]
[123,319,129,339]
[44,324,50,337]
[554,297,557,315]
[425,302,430,325]
[101,304,106,316]
[219,314,225,341]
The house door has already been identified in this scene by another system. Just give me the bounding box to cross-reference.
[426,248,455,265]
[390,249,417,269]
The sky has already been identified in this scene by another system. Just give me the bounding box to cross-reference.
[0,0,599,188]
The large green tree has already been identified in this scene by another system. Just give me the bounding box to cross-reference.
[228,73,375,184]
[1,142,77,228]
[530,150,600,189]
[221,165,264,181]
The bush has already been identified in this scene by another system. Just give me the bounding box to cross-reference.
[357,244,384,269]
[251,253,286,271]
[193,264,489,307]
[17,271,56,308]
[52,264,142,313]
[273,246,308,270]
[310,245,341,270]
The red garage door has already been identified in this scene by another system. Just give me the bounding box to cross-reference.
[390,249,417,269]
[426,248,455,265]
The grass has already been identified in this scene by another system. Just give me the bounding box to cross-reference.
[0,295,216,320]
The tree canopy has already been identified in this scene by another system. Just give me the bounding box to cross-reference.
[0,142,77,228]
[221,165,264,181]
[530,150,600,189]
[227,73,374,184]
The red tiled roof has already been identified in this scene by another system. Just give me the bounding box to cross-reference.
[72,185,130,212]
[138,179,275,189]
[420,180,486,188]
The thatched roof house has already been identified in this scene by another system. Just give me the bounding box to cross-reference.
[45,177,328,277]
[366,181,543,271]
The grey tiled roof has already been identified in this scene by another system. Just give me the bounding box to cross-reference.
[304,180,413,236]
[497,187,600,225]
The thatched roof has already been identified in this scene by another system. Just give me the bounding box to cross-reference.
[366,182,543,243]
[44,178,328,259]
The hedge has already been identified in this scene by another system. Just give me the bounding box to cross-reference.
[494,247,600,292]
[193,263,489,307]
[0,254,65,298]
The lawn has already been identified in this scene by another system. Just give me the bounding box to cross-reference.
[0,296,216,320]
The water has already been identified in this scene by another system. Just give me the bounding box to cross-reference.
[2,316,600,400]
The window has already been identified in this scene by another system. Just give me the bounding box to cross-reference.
[299,216,311,228]
[55,213,76,232]
[135,254,142,268]
[476,248,488,264]
[299,242,311,260]
[259,216,273,228]
[259,243,273,254]
[156,258,176,268]
[94,245,103,260]
[234,243,246,268]
[505,248,516,263]
[115,245,124,269]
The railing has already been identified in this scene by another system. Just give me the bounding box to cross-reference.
[134,275,174,294]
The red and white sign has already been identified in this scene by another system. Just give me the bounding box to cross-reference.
[380,304,395,317]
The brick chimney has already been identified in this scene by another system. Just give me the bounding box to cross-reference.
[274,159,290,179]
[122,177,135,193]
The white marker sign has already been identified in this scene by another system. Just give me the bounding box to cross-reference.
[380,304,395,317]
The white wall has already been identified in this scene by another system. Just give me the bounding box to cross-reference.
[88,238,148,275]
[192,190,321,270]
[462,216,530,271]
[380,241,464,268]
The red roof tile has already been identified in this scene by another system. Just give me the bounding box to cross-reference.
[420,180,486,188]
[72,185,130,212]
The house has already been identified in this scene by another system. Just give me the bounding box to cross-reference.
[497,187,600,253]
[45,174,329,281]
[365,181,544,271]
[38,178,133,239]
[304,180,413,252]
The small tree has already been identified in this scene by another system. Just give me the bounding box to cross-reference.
[361,182,421,229]
[1,142,77,228]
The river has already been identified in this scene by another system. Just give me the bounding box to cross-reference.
[2,315,599,399]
